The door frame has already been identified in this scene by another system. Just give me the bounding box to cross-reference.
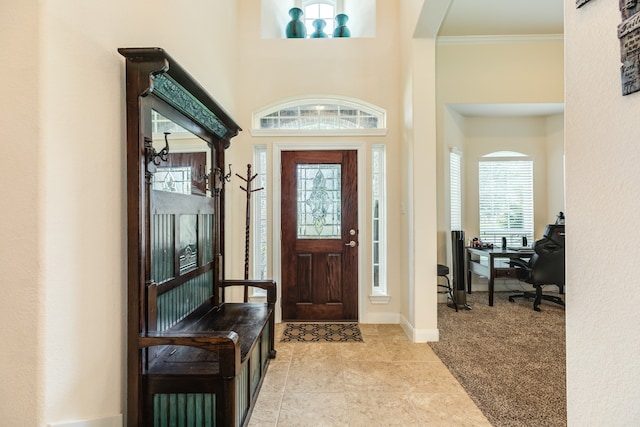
[273,142,367,323]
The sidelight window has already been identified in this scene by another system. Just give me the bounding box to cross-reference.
[372,145,387,296]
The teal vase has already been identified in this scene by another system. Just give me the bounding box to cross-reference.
[310,19,328,38]
[333,14,351,38]
[286,8,306,38]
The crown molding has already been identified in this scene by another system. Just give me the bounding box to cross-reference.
[437,34,564,45]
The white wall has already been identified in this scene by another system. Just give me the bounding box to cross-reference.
[399,0,447,341]
[2,0,239,424]
[565,1,640,424]
[546,113,565,220]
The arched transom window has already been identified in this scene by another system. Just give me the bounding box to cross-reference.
[252,96,386,135]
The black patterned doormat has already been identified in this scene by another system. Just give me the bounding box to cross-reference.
[280,323,364,342]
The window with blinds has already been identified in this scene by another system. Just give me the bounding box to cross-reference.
[478,152,533,246]
[450,150,462,231]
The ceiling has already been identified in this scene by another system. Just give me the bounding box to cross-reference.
[437,0,564,37]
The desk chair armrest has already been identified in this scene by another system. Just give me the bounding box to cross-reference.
[509,258,530,269]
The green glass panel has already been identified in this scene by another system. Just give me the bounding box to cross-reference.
[154,393,216,427]
[152,214,175,283]
[201,214,214,264]
[157,271,213,331]
[296,164,341,239]
[152,74,228,138]
[179,214,198,273]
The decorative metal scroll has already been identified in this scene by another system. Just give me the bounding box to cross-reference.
[152,74,230,137]
[576,0,593,8]
[144,132,170,173]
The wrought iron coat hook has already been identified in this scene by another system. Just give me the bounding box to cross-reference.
[213,164,233,193]
[144,132,171,171]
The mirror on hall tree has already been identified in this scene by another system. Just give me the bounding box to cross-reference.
[150,110,211,197]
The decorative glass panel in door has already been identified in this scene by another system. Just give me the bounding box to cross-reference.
[296,164,341,238]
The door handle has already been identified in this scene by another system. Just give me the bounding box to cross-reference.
[345,240,357,248]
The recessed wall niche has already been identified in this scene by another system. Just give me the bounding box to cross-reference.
[260,0,376,39]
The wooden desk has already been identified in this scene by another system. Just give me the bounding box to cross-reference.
[466,247,534,306]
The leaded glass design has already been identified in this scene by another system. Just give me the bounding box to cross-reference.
[259,104,380,130]
[297,164,341,239]
[152,167,192,194]
[179,214,198,273]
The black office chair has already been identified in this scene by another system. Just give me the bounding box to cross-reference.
[509,224,566,312]
[437,264,458,312]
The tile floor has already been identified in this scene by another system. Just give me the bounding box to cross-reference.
[248,323,491,427]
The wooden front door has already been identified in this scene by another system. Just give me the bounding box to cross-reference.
[281,150,358,321]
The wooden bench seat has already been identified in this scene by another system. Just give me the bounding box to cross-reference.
[146,303,273,373]
[141,281,276,427]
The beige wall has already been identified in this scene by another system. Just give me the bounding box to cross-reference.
[436,39,564,104]
[1,1,42,425]
[2,0,239,424]
[436,39,565,264]
[565,1,640,423]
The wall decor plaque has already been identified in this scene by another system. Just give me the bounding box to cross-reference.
[619,16,640,61]
[620,0,639,20]
[620,3,640,94]
[621,55,640,95]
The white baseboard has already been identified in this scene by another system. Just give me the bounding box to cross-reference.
[361,311,401,324]
[399,315,440,343]
[48,414,122,427]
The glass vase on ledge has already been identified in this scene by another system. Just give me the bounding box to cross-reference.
[310,19,329,38]
[333,14,351,38]
[285,7,306,38]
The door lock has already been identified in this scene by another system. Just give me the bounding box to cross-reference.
[345,240,357,248]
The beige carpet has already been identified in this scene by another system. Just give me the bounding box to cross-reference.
[429,291,566,427]
[280,322,364,342]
